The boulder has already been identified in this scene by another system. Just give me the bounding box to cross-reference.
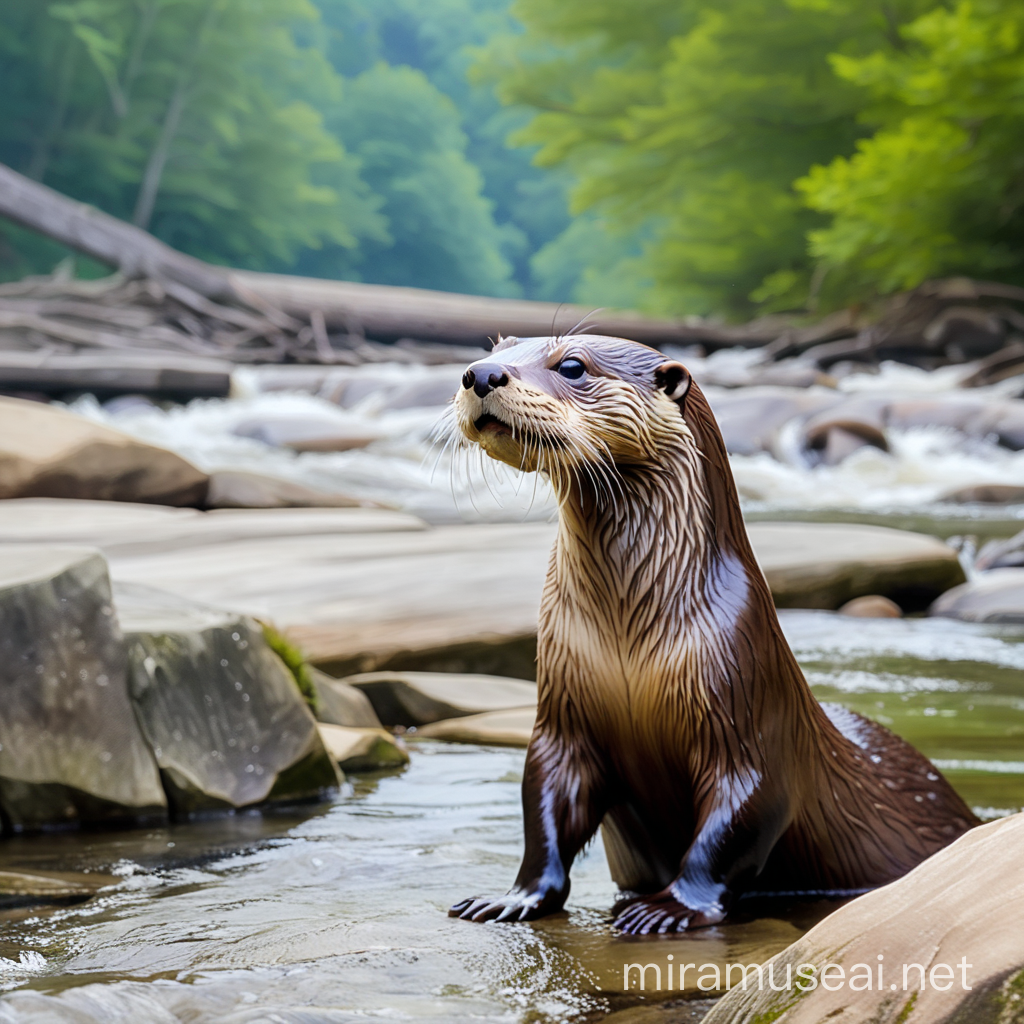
[417,708,536,747]
[116,582,340,816]
[204,470,363,510]
[703,814,1024,1024]
[704,387,842,457]
[343,671,537,727]
[748,522,966,610]
[929,569,1024,624]
[316,724,408,771]
[838,594,902,618]
[0,396,207,505]
[310,669,382,728]
[0,546,166,831]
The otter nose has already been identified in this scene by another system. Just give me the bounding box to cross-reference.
[462,364,510,399]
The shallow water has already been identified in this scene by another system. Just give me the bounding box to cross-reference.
[0,614,1022,1022]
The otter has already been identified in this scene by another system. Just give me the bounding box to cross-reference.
[446,334,977,935]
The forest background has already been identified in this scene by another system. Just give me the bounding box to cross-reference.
[1,0,1022,320]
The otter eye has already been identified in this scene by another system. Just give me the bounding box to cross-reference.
[556,358,586,380]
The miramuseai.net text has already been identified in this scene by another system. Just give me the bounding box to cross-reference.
[622,956,974,993]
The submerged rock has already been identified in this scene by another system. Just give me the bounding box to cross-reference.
[343,670,537,727]
[0,397,208,505]
[117,583,340,816]
[316,724,408,771]
[930,568,1024,624]
[703,814,1024,1024]
[0,547,166,831]
[311,669,382,728]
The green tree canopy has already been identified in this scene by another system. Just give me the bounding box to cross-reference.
[798,0,1024,303]
[481,0,938,317]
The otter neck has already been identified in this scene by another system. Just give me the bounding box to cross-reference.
[551,440,725,622]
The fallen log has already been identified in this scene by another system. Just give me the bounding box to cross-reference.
[0,160,755,352]
[0,350,231,401]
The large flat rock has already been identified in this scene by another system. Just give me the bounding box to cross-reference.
[0,547,166,831]
[116,583,340,816]
[0,502,967,677]
[343,671,537,727]
[930,568,1024,624]
[0,397,207,505]
[704,813,1024,1024]
[417,708,535,747]
[748,521,965,610]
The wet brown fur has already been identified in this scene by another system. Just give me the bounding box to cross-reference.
[446,334,977,934]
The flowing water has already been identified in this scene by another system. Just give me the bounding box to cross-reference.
[1,613,1022,1023]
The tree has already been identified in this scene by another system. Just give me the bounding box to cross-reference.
[798,0,1024,303]
[481,0,934,317]
[0,0,384,276]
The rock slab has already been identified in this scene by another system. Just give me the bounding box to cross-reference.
[343,671,537,727]
[0,397,208,506]
[0,547,166,831]
[117,582,339,816]
[749,521,965,610]
[704,813,1024,1024]
[417,708,536,748]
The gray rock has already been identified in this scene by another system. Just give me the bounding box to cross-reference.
[704,386,842,456]
[0,547,166,832]
[204,470,363,510]
[343,671,537,727]
[116,582,340,816]
[0,396,207,505]
[929,568,1024,624]
[310,669,382,728]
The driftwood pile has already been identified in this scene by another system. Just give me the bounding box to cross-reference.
[761,279,1024,386]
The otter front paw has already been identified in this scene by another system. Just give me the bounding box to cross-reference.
[612,891,725,935]
[449,886,564,923]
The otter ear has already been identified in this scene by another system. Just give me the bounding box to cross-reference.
[654,361,691,408]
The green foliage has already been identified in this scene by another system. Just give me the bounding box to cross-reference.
[798,0,1024,303]
[483,0,935,317]
[261,622,319,714]
[0,0,383,276]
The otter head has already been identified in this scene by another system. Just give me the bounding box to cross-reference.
[453,334,693,494]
